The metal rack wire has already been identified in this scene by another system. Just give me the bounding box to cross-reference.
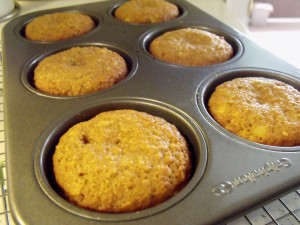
[228,189,300,225]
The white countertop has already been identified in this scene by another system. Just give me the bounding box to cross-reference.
[0,0,249,36]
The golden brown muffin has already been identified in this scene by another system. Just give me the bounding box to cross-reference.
[149,28,233,66]
[53,109,192,212]
[25,12,95,42]
[208,77,300,146]
[114,0,179,24]
[34,46,128,96]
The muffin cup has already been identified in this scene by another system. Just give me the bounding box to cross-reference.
[21,42,138,98]
[197,68,300,151]
[34,97,207,221]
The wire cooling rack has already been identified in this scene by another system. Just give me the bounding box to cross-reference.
[228,190,300,225]
[0,32,300,225]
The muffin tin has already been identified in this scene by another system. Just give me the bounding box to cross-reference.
[2,0,300,224]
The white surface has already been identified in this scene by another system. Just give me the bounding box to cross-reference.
[226,0,251,26]
[249,19,300,69]
[251,2,274,26]
[0,0,15,17]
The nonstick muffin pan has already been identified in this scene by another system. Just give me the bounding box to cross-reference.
[2,0,300,224]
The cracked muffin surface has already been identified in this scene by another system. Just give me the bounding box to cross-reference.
[25,12,95,41]
[114,0,179,24]
[53,109,192,212]
[34,46,128,96]
[208,77,300,146]
[149,28,233,66]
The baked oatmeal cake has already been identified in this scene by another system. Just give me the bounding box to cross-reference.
[53,109,192,212]
[34,46,128,96]
[25,12,95,42]
[208,77,300,146]
[149,28,233,66]
[114,0,179,24]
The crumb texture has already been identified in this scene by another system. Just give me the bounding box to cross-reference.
[34,47,128,96]
[25,12,95,41]
[114,0,179,24]
[53,109,192,212]
[149,28,233,66]
[208,77,300,146]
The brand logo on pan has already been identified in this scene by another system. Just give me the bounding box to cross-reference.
[211,158,292,197]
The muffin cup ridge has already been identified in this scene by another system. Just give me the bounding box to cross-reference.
[34,97,207,221]
[21,42,138,99]
[140,24,243,67]
[197,68,300,151]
